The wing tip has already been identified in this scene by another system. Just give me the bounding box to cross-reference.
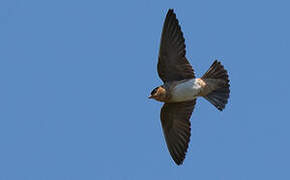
[166,9,175,17]
[173,155,185,165]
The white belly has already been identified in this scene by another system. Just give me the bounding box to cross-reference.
[170,79,202,102]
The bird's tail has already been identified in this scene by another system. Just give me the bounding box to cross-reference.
[201,60,230,111]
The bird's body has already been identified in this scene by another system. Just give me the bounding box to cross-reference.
[170,78,204,102]
[149,9,230,165]
[152,78,205,103]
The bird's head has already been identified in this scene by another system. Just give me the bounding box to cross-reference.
[148,86,167,102]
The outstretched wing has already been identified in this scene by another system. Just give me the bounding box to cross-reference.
[158,9,195,82]
[160,100,196,165]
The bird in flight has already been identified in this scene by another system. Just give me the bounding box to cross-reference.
[149,9,230,165]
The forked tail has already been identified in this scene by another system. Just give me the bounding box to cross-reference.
[201,60,230,111]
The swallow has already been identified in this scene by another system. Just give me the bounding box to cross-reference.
[149,9,230,165]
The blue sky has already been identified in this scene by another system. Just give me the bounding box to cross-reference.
[1,0,290,179]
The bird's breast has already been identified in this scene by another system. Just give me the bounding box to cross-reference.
[170,78,203,102]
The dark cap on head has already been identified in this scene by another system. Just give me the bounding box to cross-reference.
[151,87,159,95]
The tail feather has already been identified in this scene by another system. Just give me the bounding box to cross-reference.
[202,60,230,111]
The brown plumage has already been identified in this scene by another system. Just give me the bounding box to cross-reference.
[202,60,230,111]
[149,9,230,165]
[158,9,195,82]
[160,100,196,165]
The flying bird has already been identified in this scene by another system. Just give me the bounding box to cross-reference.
[149,9,230,165]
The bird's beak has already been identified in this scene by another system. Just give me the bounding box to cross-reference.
[148,95,153,99]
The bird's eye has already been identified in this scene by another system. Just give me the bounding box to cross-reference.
[151,87,159,95]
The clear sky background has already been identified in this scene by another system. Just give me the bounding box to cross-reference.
[1,0,290,179]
